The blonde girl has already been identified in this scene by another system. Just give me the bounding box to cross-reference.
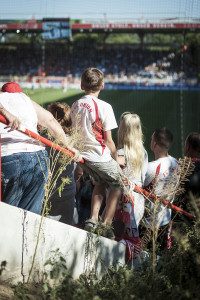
[117,112,146,183]
[114,112,148,258]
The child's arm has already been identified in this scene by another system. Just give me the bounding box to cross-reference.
[74,165,83,182]
[104,130,118,161]
[117,155,126,169]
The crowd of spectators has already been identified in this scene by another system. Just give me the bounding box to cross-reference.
[0,43,198,85]
[1,73,199,260]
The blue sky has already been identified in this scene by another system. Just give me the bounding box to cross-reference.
[0,0,199,21]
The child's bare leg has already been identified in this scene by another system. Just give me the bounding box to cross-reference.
[103,189,121,225]
[89,183,106,222]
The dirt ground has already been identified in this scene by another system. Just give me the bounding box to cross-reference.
[0,281,44,299]
[0,282,14,300]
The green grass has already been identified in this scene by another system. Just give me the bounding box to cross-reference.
[24,88,200,161]
[23,88,83,106]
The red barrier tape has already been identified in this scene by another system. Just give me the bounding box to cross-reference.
[0,114,84,164]
[0,114,196,219]
[134,185,196,220]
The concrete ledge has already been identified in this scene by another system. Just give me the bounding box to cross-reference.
[0,202,126,283]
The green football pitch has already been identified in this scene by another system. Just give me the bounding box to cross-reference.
[24,87,200,161]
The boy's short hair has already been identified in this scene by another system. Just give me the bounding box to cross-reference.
[186,132,200,153]
[48,102,72,134]
[81,68,104,92]
[153,127,173,150]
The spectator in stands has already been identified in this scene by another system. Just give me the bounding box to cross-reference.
[1,45,197,86]
[71,68,124,239]
[0,82,81,215]
[142,127,179,250]
[183,132,200,202]
[113,112,148,259]
[46,102,83,225]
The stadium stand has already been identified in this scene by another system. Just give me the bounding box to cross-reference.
[0,19,199,89]
[0,45,198,87]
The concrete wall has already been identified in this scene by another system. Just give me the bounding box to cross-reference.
[0,202,126,284]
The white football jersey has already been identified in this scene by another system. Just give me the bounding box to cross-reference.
[144,155,179,227]
[71,95,118,162]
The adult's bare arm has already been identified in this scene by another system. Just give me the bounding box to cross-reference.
[31,101,82,161]
[31,101,69,145]
[0,103,21,130]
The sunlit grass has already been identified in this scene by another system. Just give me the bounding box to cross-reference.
[23,88,83,106]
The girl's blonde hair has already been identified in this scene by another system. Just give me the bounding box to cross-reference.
[118,112,144,176]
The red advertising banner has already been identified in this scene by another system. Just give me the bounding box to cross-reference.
[71,23,200,29]
[0,20,199,31]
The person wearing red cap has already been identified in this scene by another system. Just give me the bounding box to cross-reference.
[0,82,23,130]
[1,82,23,93]
[0,82,82,215]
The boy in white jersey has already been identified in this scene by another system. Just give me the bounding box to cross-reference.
[71,68,123,238]
[142,127,179,250]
